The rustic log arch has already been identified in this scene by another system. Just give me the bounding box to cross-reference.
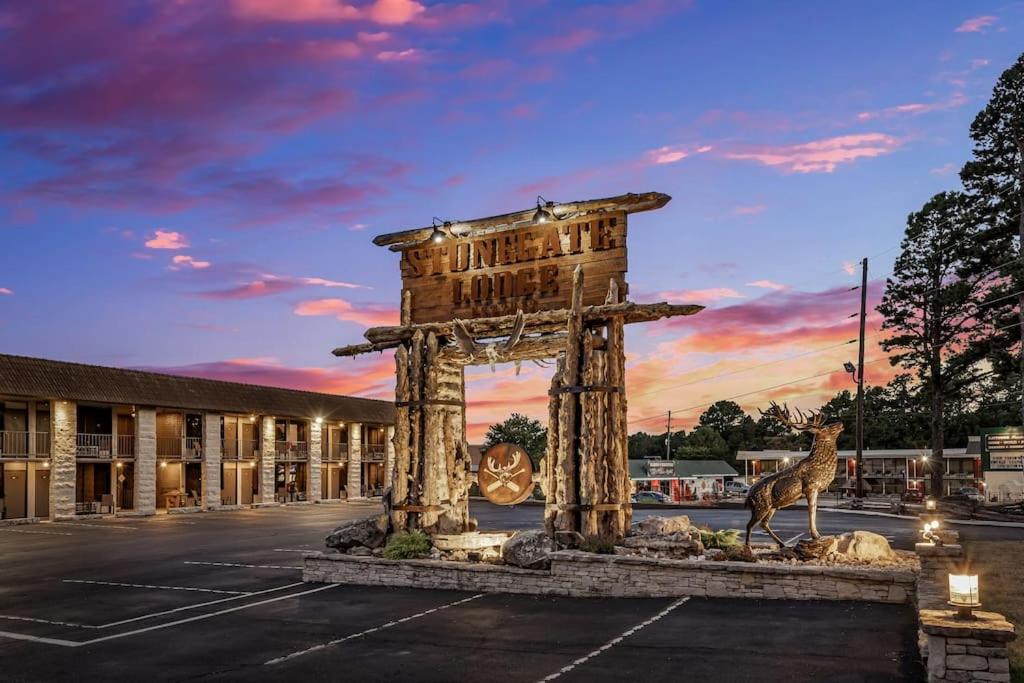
[332,192,703,542]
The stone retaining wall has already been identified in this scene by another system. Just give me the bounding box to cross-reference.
[303,550,916,603]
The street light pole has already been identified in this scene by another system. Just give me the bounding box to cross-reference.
[855,257,868,498]
[664,410,672,460]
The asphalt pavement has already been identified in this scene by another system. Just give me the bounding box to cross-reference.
[0,502,943,682]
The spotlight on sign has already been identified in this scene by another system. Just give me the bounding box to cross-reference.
[948,573,980,620]
[532,195,556,224]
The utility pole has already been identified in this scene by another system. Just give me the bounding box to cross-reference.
[664,411,672,460]
[855,257,868,498]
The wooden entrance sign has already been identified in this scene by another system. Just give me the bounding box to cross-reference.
[478,443,535,505]
[332,192,704,542]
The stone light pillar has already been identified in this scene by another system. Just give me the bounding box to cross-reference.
[259,417,277,504]
[308,420,322,503]
[347,422,362,499]
[135,408,157,515]
[202,413,221,510]
[386,425,396,493]
[51,400,77,520]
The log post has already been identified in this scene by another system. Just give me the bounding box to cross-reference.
[554,265,585,533]
[543,356,563,534]
[606,283,631,537]
[391,344,411,531]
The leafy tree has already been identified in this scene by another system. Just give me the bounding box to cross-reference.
[483,413,547,466]
[698,400,747,434]
[960,51,1024,421]
[628,430,685,459]
[675,426,730,460]
[877,191,993,495]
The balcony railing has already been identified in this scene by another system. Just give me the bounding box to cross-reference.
[364,444,386,462]
[76,433,113,457]
[325,442,349,462]
[240,438,259,460]
[0,431,51,457]
[117,435,134,457]
[275,441,308,460]
[184,437,203,461]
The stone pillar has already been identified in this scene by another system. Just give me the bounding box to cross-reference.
[347,422,362,499]
[51,400,77,520]
[309,420,323,503]
[202,413,221,510]
[135,408,157,515]
[259,417,277,504]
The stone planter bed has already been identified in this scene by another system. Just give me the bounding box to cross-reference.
[303,549,917,603]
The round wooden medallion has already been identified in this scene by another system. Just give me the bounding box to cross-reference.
[478,443,535,506]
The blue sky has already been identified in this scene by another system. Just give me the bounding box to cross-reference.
[0,1,1019,437]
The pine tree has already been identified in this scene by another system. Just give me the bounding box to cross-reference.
[960,52,1024,421]
[877,192,993,496]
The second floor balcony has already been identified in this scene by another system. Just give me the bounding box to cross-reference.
[76,433,134,458]
[364,443,386,462]
[275,440,308,461]
[156,436,203,460]
[0,431,51,458]
[324,442,349,462]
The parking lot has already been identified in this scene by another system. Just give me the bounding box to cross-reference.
[0,503,939,681]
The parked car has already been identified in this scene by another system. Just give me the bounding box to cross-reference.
[956,487,985,503]
[631,490,671,504]
[724,480,750,495]
[901,489,924,503]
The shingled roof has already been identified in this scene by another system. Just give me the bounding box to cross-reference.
[0,354,394,424]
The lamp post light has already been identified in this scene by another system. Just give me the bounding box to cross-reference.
[843,360,865,498]
[948,573,981,620]
[532,196,557,224]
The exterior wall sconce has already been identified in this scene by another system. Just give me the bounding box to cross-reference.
[315,417,323,425]
[160,461,167,468]
[948,574,981,620]
[925,498,936,511]
[922,520,943,545]
[429,217,450,244]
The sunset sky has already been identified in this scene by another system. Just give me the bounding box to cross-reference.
[1,1,1020,440]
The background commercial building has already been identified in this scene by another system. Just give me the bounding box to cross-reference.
[0,354,394,521]
[736,436,1023,501]
[629,459,738,501]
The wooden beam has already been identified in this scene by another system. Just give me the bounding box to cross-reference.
[331,340,402,358]
[372,191,671,250]
[359,301,703,346]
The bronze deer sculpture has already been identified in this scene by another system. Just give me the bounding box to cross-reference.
[744,402,844,547]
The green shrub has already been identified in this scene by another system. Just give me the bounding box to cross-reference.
[383,531,432,559]
[699,528,742,549]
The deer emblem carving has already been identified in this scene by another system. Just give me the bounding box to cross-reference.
[744,402,844,547]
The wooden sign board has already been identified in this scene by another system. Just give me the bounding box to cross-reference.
[399,211,628,324]
[478,443,535,505]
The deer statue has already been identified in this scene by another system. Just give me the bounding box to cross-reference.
[744,402,844,547]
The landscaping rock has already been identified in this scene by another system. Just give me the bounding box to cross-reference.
[635,515,691,536]
[834,530,897,562]
[619,533,703,559]
[502,530,554,569]
[553,531,585,550]
[325,514,389,551]
[347,546,372,556]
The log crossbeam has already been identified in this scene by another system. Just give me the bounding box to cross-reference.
[332,301,702,358]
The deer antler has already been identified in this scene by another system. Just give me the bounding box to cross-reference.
[500,310,525,352]
[760,401,826,432]
[452,318,480,357]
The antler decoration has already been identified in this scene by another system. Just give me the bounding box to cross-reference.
[452,310,527,373]
[760,401,826,432]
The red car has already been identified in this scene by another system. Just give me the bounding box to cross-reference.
[901,489,924,503]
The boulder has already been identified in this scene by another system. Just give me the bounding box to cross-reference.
[620,533,703,559]
[347,546,372,556]
[834,530,897,562]
[325,514,389,551]
[635,515,691,536]
[501,530,555,569]
[553,530,586,550]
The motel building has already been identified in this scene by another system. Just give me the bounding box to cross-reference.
[736,435,1023,501]
[0,354,395,522]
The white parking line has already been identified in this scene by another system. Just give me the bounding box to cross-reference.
[0,529,73,536]
[538,597,690,682]
[48,522,138,531]
[784,533,805,546]
[272,548,312,553]
[265,593,485,666]
[0,615,96,629]
[63,579,249,595]
[184,561,301,570]
[0,583,337,647]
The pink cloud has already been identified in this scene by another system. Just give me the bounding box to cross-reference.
[358,31,391,43]
[230,0,360,22]
[955,15,997,33]
[197,273,365,299]
[733,204,767,216]
[376,48,420,62]
[171,255,211,270]
[142,355,396,399]
[145,230,189,250]
[658,288,744,303]
[856,93,967,121]
[367,0,425,25]
[746,279,787,291]
[0,288,13,296]
[931,163,957,175]
[724,133,902,173]
[842,262,856,275]
[293,297,399,327]
[646,146,689,165]
[533,28,601,54]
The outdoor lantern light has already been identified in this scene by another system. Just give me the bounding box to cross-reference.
[922,520,943,545]
[926,498,937,511]
[160,461,167,468]
[315,417,323,425]
[42,461,50,469]
[948,573,981,620]
[116,461,123,469]
[532,195,556,224]
[843,361,856,375]
[428,217,450,244]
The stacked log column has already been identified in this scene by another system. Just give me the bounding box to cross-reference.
[391,329,473,535]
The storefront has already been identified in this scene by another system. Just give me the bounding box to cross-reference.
[981,427,1024,502]
[629,459,738,502]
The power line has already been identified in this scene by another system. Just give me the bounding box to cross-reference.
[627,356,891,426]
